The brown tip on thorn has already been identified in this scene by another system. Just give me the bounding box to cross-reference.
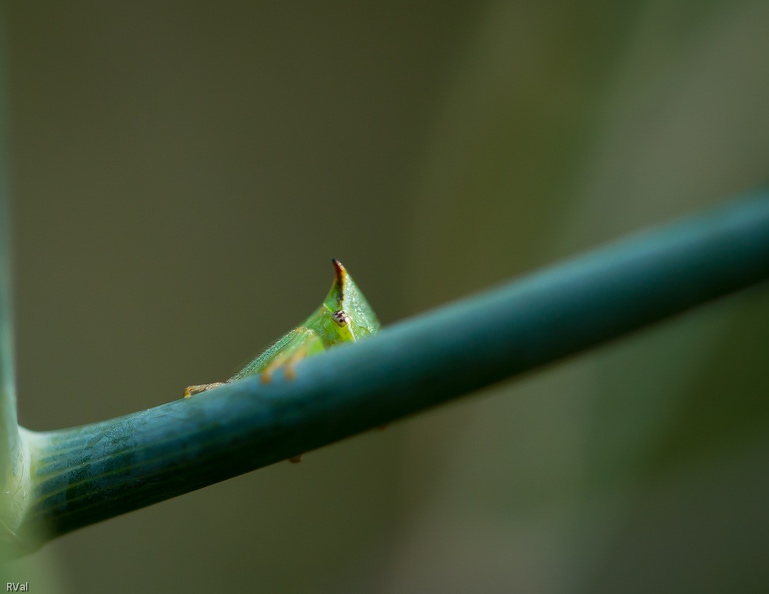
[331,258,347,283]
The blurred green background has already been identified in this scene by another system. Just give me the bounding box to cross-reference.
[4,1,769,592]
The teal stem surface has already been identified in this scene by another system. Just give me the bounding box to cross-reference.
[20,188,769,549]
[0,0,26,556]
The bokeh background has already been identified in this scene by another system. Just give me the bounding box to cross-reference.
[4,1,769,592]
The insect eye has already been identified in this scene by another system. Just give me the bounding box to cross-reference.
[332,310,351,327]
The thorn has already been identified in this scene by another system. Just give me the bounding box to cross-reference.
[331,258,347,284]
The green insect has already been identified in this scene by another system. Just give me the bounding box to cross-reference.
[184,259,380,397]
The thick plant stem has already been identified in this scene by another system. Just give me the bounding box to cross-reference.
[0,0,29,558]
[9,188,769,554]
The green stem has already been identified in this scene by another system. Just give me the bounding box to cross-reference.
[0,0,28,558]
[13,188,769,554]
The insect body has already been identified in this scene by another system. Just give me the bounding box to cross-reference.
[184,259,380,397]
